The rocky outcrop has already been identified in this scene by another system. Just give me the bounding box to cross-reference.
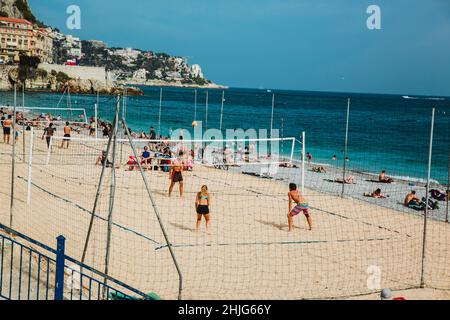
[0,0,37,23]
[65,78,143,96]
[0,65,15,90]
[0,65,143,95]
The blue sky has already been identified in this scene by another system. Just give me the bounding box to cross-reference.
[29,0,450,96]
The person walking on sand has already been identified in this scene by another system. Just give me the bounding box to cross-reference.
[169,151,185,197]
[61,122,72,149]
[288,183,312,232]
[195,185,211,233]
[42,122,55,149]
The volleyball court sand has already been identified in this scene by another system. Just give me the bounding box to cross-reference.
[0,135,449,300]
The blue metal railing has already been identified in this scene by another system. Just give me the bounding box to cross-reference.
[0,223,154,301]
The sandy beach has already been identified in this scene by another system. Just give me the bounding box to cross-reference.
[1,128,450,300]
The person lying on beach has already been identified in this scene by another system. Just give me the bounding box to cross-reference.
[312,166,326,173]
[364,188,387,199]
[335,175,356,184]
[379,170,394,183]
[195,185,211,233]
[288,183,312,232]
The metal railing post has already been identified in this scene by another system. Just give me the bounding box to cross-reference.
[55,235,66,300]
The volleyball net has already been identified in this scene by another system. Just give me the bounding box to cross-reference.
[1,109,449,300]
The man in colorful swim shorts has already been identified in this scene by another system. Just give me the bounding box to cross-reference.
[288,183,313,232]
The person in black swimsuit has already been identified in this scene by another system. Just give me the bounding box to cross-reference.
[196,185,211,232]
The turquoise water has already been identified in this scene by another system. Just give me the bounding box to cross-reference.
[1,87,449,184]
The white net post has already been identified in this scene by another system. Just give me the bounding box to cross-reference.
[95,103,98,141]
[301,131,305,194]
[27,127,34,204]
[45,136,53,166]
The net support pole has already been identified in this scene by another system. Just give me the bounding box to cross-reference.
[281,118,284,161]
[194,89,197,122]
[290,137,295,164]
[81,96,119,264]
[341,98,350,198]
[219,90,225,131]
[9,83,17,229]
[420,107,435,288]
[27,127,34,204]
[94,103,98,141]
[158,87,163,137]
[301,132,305,194]
[446,150,449,223]
[103,96,120,295]
[45,136,53,166]
[122,118,183,300]
[205,90,209,131]
[22,83,25,163]
[270,94,275,138]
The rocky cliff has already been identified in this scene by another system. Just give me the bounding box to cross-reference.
[0,65,143,95]
[0,0,37,23]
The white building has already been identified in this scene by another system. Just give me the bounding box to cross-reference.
[133,68,148,80]
[190,64,204,78]
[154,69,163,79]
[113,47,141,59]
[62,35,82,58]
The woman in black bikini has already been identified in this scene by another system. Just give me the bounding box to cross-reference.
[196,185,211,232]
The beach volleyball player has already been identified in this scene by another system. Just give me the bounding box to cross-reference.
[169,151,185,197]
[288,183,313,232]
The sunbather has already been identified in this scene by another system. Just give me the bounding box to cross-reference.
[365,188,387,198]
[379,170,394,183]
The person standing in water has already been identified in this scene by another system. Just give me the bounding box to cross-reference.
[288,183,312,232]
[196,185,211,232]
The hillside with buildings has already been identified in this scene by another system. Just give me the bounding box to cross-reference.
[0,0,224,90]
[79,40,216,87]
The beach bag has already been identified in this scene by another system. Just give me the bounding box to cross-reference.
[430,189,446,201]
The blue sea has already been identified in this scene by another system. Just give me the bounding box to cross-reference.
[1,87,449,184]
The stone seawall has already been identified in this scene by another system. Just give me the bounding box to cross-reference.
[38,64,110,83]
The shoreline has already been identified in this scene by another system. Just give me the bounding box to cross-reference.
[116,79,229,90]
